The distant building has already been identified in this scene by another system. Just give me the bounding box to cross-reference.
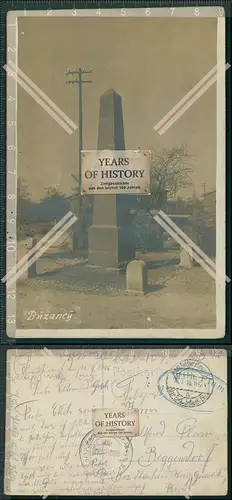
[166,198,192,215]
[201,189,216,257]
[201,189,216,226]
[202,189,216,212]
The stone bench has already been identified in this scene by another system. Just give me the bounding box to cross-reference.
[179,248,198,268]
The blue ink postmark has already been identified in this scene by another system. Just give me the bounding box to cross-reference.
[158,359,216,409]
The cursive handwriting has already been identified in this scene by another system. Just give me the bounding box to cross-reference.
[5,349,227,496]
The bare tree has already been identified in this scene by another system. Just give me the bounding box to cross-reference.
[70,174,80,195]
[38,185,69,223]
[138,144,194,211]
[17,176,30,200]
[17,177,32,221]
[43,185,63,198]
[189,196,215,236]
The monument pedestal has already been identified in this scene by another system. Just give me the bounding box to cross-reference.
[88,225,120,268]
[88,224,134,269]
[88,88,135,270]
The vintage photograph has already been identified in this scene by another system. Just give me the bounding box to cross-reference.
[6,8,226,338]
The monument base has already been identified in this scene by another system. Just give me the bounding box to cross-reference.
[88,224,134,269]
[86,264,123,275]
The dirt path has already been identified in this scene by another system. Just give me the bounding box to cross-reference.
[17,263,216,330]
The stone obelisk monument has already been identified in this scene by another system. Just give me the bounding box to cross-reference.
[88,89,135,269]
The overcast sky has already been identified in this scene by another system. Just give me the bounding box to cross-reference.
[17,14,218,201]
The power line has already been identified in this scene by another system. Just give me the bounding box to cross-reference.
[65,68,92,249]
[65,67,92,187]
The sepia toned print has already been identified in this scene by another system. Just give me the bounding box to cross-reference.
[5,7,226,338]
[4,348,227,496]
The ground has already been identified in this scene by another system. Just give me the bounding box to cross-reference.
[16,248,216,331]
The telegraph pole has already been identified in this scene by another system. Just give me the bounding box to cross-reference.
[65,68,92,249]
[65,67,92,190]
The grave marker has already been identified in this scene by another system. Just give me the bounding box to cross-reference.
[126,260,148,295]
[179,248,194,268]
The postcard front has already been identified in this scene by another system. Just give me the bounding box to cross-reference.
[5,6,227,340]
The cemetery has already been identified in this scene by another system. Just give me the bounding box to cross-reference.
[16,88,216,331]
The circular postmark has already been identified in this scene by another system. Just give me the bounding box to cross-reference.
[79,430,133,479]
[165,358,215,408]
